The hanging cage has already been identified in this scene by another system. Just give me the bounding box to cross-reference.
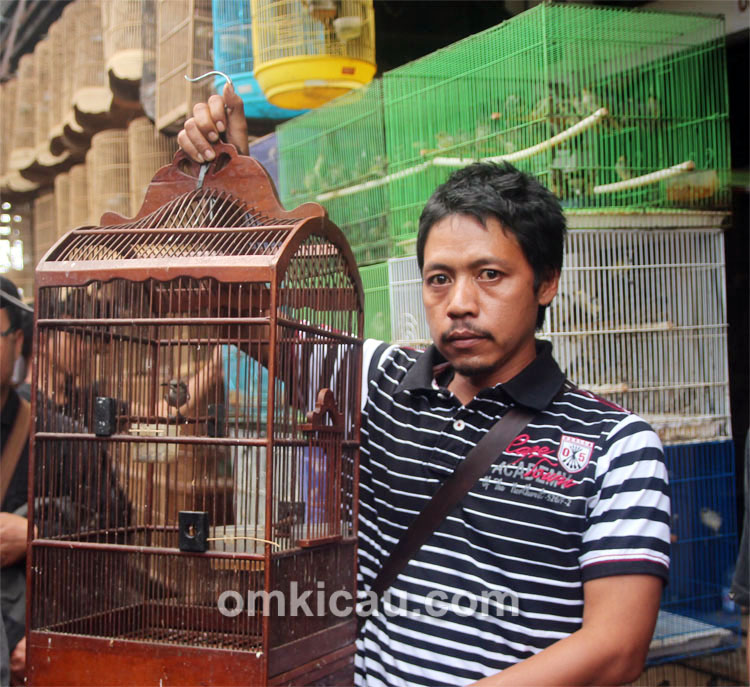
[127,116,179,216]
[102,0,144,102]
[212,0,307,122]
[155,0,214,133]
[54,172,71,240]
[68,163,91,228]
[250,0,376,110]
[86,129,131,223]
[33,191,57,269]
[27,143,364,686]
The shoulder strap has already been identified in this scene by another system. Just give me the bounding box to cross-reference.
[0,396,31,508]
[366,404,536,603]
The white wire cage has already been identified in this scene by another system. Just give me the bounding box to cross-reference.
[372,213,731,446]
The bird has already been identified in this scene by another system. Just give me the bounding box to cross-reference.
[700,507,722,533]
[162,379,190,421]
[615,155,633,181]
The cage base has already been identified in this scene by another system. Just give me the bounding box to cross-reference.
[27,631,265,686]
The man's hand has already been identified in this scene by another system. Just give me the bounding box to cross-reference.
[0,513,28,567]
[177,82,249,162]
[9,636,26,686]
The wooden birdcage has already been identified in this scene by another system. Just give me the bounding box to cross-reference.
[127,116,179,215]
[0,80,15,184]
[54,173,71,239]
[58,2,90,154]
[250,0,376,110]
[102,0,144,102]
[71,0,114,130]
[9,53,36,173]
[68,163,91,228]
[27,143,363,686]
[33,191,57,267]
[47,19,67,152]
[33,38,70,173]
[140,0,158,121]
[155,0,213,133]
[86,130,131,222]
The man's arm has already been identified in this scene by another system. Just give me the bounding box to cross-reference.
[0,512,28,567]
[471,574,662,686]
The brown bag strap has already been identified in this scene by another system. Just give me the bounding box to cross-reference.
[0,396,30,508]
[366,404,537,606]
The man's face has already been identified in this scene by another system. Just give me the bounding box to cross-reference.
[421,213,558,395]
[0,308,23,396]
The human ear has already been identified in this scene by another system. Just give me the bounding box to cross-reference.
[536,270,560,307]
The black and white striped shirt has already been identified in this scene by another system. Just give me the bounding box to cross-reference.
[355,339,670,687]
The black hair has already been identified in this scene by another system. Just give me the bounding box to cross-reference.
[0,276,26,333]
[417,162,566,329]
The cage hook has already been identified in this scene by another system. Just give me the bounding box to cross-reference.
[184,70,235,92]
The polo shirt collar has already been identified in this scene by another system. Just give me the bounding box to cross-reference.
[395,339,564,411]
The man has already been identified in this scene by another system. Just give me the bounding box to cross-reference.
[178,87,671,685]
[0,277,33,686]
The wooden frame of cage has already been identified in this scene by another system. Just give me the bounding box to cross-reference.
[28,143,364,686]
[155,0,213,133]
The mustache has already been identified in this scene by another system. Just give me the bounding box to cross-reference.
[440,323,495,345]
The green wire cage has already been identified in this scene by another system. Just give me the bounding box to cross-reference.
[383,3,730,226]
[278,80,389,266]
[279,3,731,267]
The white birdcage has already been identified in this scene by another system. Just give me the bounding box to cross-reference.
[367,213,731,446]
[544,213,731,445]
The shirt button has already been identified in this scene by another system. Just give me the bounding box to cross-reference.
[453,419,465,431]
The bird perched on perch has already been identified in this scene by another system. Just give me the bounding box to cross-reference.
[304,0,339,22]
[163,379,190,421]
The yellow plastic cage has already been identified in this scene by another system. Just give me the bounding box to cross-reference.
[250,0,376,109]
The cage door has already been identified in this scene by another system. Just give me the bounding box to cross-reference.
[298,388,344,547]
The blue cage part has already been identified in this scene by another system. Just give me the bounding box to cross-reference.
[249,133,279,189]
[647,440,741,665]
[212,0,307,120]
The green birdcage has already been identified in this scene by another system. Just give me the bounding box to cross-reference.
[359,261,391,341]
[382,2,731,251]
[278,80,389,266]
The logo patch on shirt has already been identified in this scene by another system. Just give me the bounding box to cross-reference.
[557,435,595,473]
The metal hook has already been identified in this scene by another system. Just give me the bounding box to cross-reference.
[185,70,235,92]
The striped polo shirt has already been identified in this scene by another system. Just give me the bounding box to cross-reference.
[355,339,671,687]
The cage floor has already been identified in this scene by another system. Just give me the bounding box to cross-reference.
[648,610,738,662]
[121,626,262,651]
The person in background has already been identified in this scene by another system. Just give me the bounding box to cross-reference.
[13,305,33,403]
[178,87,671,686]
[0,277,33,687]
